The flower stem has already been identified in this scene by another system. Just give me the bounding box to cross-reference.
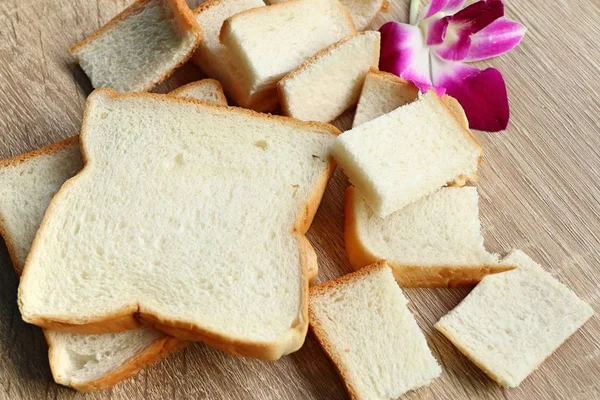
[409,0,420,25]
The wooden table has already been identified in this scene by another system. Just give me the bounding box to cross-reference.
[1,0,599,399]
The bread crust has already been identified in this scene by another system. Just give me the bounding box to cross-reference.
[343,187,514,287]
[278,32,376,121]
[68,0,203,93]
[308,262,389,400]
[0,136,80,277]
[168,79,228,105]
[20,89,339,360]
[45,330,184,391]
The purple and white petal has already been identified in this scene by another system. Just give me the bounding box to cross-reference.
[464,18,526,61]
[449,0,504,36]
[422,0,466,19]
[425,17,449,45]
[431,56,509,131]
[379,22,438,93]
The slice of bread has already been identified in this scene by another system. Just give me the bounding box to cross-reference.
[18,89,338,361]
[352,70,473,186]
[192,0,279,111]
[264,0,387,30]
[220,0,356,99]
[278,31,380,122]
[435,250,593,387]
[331,91,482,217]
[352,70,468,129]
[345,186,512,287]
[0,80,227,390]
[309,262,441,399]
[69,0,201,93]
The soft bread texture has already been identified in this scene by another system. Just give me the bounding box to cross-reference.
[309,262,441,399]
[352,70,473,186]
[18,89,338,361]
[69,0,201,93]
[278,31,381,122]
[353,70,468,129]
[331,91,482,217]
[344,186,512,287]
[264,0,387,30]
[435,250,594,387]
[192,0,278,111]
[220,0,356,100]
[0,80,227,390]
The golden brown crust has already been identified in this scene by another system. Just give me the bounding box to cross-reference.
[68,0,203,93]
[168,79,228,105]
[25,308,142,334]
[381,0,390,13]
[21,88,335,360]
[308,262,389,399]
[343,187,515,287]
[45,331,184,391]
[0,136,80,277]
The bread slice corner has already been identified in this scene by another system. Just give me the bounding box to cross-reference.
[278,31,381,123]
[69,0,202,93]
[435,250,593,387]
[309,262,441,399]
[344,185,511,287]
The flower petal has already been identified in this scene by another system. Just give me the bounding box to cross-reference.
[379,22,441,94]
[449,0,504,36]
[464,18,526,61]
[431,56,509,131]
[426,17,449,45]
[423,0,466,19]
[432,0,505,61]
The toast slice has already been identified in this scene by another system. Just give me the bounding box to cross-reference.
[264,0,388,30]
[278,31,380,122]
[0,80,227,390]
[18,89,338,361]
[69,0,201,93]
[309,262,441,399]
[220,0,356,100]
[435,250,593,387]
[331,91,481,217]
[344,186,513,287]
[192,0,279,111]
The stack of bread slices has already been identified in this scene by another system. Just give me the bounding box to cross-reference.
[0,0,592,398]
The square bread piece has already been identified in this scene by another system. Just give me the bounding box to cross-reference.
[69,0,201,93]
[278,31,381,122]
[435,250,594,387]
[220,0,356,98]
[331,91,481,217]
[265,0,388,30]
[309,263,441,400]
[344,186,512,287]
[0,80,227,391]
[192,0,279,111]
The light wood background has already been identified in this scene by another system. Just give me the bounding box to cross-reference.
[1,0,599,399]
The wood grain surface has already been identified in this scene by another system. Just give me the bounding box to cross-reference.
[1,0,599,399]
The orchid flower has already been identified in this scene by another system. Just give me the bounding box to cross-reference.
[379,0,526,131]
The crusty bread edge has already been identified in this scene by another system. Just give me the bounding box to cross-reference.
[20,88,339,360]
[0,136,80,277]
[46,330,184,391]
[308,261,390,400]
[277,31,378,121]
[169,79,228,105]
[68,0,203,93]
[343,186,515,287]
